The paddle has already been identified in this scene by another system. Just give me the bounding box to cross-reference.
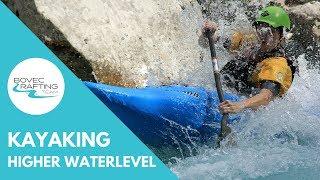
[205,29,232,145]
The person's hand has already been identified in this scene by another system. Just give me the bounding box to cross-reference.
[202,20,218,35]
[219,100,245,113]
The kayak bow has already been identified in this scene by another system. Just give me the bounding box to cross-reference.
[84,82,240,147]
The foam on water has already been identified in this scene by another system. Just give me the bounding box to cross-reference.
[166,0,320,178]
[170,55,320,179]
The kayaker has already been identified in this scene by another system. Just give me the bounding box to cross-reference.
[203,6,297,113]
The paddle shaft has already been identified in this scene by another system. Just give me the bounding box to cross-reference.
[205,30,231,140]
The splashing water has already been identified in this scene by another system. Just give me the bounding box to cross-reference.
[164,0,320,178]
[170,55,320,179]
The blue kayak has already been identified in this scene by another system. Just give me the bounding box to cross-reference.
[84,81,241,147]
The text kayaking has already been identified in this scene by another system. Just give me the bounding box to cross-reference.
[8,132,110,147]
[7,132,156,168]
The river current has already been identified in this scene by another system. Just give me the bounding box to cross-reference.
[168,1,320,179]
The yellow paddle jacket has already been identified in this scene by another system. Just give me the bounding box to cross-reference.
[250,57,292,96]
[225,31,293,96]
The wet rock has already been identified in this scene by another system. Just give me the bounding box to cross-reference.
[288,1,320,40]
[286,1,320,65]
[2,0,212,87]
[2,0,96,82]
[289,1,320,21]
[313,20,320,38]
[285,0,314,6]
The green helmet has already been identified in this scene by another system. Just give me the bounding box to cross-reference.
[255,6,291,31]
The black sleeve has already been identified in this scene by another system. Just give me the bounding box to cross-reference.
[260,81,280,97]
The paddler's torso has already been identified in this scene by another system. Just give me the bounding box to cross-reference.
[221,31,296,97]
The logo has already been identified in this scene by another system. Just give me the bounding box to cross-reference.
[261,10,270,17]
[7,58,65,115]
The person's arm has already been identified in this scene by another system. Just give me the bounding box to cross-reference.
[219,81,280,113]
[242,88,273,109]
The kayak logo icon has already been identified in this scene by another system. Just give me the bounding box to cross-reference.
[7,58,65,115]
[261,10,270,17]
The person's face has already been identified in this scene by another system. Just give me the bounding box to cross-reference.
[256,22,281,52]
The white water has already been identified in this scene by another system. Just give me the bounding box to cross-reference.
[170,55,320,179]
[167,1,320,179]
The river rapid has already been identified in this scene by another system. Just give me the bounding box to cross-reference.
[170,55,320,179]
[168,1,320,179]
